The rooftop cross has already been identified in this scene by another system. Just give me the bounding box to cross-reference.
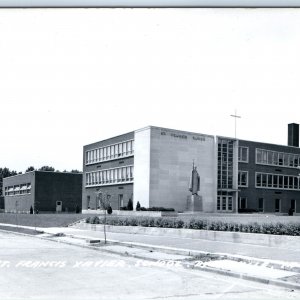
[230,109,241,139]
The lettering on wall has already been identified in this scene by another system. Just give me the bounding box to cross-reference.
[161,131,206,142]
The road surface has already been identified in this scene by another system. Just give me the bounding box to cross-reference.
[0,230,298,300]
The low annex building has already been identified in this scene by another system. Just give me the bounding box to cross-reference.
[3,171,82,213]
[82,124,300,215]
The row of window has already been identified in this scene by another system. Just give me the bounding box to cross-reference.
[86,166,134,186]
[85,140,134,165]
[4,183,32,196]
[256,172,300,190]
[256,148,300,168]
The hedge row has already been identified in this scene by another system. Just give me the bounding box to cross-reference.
[85,216,300,236]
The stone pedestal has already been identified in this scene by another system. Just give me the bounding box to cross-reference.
[186,195,202,212]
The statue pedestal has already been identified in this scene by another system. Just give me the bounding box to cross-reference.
[186,195,202,212]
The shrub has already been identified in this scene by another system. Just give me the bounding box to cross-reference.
[107,206,113,215]
[127,199,133,211]
[136,201,141,211]
[84,216,300,236]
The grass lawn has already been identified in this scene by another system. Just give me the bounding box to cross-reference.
[0,213,99,228]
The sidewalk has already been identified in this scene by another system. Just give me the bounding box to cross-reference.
[1,222,300,290]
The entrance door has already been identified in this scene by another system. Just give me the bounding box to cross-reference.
[56,201,62,212]
[291,199,296,213]
[217,196,233,212]
[118,194,123,209]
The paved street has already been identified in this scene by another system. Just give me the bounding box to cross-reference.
[0,231,299,300]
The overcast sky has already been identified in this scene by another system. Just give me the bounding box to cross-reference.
[1,9,300,172]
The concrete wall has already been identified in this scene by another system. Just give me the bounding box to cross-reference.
[3,172,35,213]
[133,127,151,208]
[146,127,215,212]
[77,223,300,251]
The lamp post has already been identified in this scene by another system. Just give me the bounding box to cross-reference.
[15,200,18,230]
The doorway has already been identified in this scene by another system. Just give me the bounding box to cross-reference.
[291,199,296,213]
[56,201,62,212]
[217,196,233,212]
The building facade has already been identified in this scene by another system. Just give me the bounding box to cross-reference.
[3,171,82,213]
[82,124,300,214]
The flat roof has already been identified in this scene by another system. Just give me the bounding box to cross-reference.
[3,170,82,180]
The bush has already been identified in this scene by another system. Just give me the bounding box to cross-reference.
[238,208,259,213]
[136,201,141,211]
[84,216,300,236]
[75,205,80,214]
[138,206,175,212]
[127,199,133,211]
[107,206,113,215]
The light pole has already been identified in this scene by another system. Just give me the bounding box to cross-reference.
[15,200,18,230]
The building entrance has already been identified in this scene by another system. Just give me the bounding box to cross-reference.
[56,201,62,212]
[217,196,233,212]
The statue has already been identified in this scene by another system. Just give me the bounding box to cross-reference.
[189,162,200,195]
[187,161,202,212]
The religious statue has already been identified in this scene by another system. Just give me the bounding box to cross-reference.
[188,162,200,195]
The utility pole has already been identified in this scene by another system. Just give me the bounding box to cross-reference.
[230,110,241,139]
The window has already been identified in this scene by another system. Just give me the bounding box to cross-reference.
[5,183,31,196]
[256,148,300,169]
[85,139,134,165]
[86,166,134,187]
[239,197,247,209]
[238,171,248,187]
[238,147,248,162]
[256,173,262,187]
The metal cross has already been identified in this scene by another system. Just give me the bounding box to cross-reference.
[230,110,241,139]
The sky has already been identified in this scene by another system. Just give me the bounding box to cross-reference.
[1,8,300,172]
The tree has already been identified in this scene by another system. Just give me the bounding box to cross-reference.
[136,201,141,211]
[0,167,18,196]
[127,198,133,211]
[26,166,35,172]
[96,190,111,244]
[70,170,81,173]
[38,166,55,172]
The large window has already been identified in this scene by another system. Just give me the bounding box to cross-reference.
[85,139,134,165]
[256,172,300,190]
[86,166,134,187]
[5,183,31,196]
[238,146,249,163]
[238,171,248,187]
[256,148,300,168]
